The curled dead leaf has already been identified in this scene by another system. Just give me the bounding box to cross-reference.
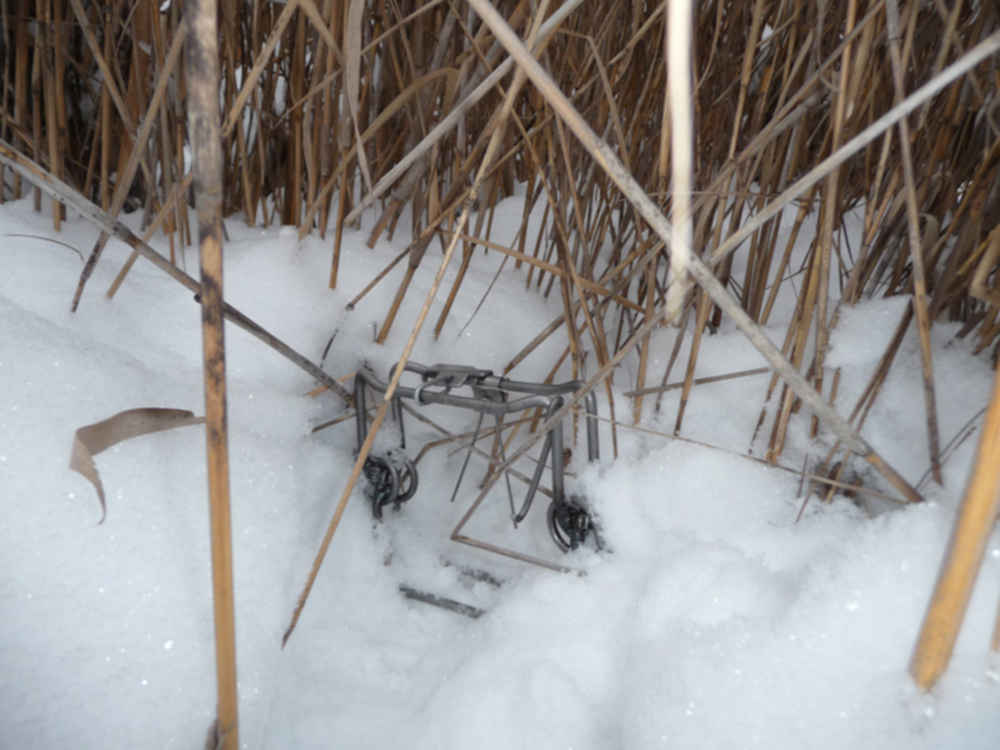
[69,408,205,523]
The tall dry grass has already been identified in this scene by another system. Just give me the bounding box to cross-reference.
[2,0,999,477]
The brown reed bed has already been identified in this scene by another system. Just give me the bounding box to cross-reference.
[1,0,999,481]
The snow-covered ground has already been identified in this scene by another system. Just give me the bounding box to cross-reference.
[2,192,999,749]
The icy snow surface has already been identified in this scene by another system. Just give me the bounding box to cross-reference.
[1,193,999,749]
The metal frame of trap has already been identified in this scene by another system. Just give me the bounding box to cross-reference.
[352,361,600,557]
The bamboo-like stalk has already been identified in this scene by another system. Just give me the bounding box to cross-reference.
[12,0,30,199]
[30,20,42,212]
[185,0,239,746]
[4,1,1000,543]
[105,173,195,299]
[910,364,1000,691]
[0,2,9,200]
[454,232,643,311]
[463,0,923,506]
[334,0,584,230]
[709,31,1000,267]
[69,11,186,312]
[38,0,61,229]
[808,0,856,443]
[884,0,942,485]
[66,0,156,191]
[673,291,711,435]
[97,6,111,211]
[282,4,550,645]
[0,139,353,403]
[625,366,770,398]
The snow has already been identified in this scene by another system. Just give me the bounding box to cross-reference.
[827,295,910,369]
[1,192,999,749]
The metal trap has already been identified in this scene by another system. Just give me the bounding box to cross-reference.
[353,361,600,554]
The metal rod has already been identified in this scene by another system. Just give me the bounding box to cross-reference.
[449,411,484,504]
[356,364,578,524]
[398,584,485,619]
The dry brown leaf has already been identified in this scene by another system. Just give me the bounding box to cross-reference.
[69,408,205,524]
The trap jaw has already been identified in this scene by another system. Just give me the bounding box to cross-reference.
[353,362,600,552]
